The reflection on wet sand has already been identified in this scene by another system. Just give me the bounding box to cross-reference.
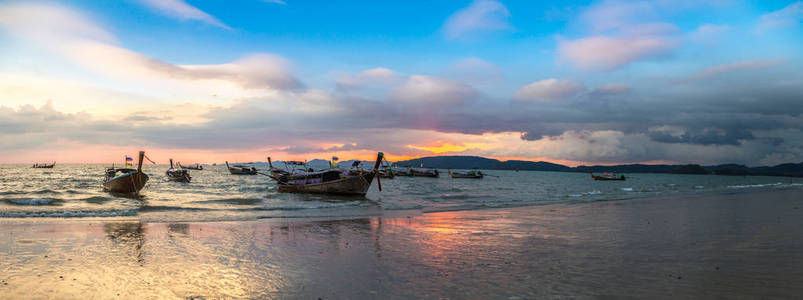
[0,189,802,298]
[104,222,146,265]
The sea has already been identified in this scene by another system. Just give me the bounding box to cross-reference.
[1,164,802,222]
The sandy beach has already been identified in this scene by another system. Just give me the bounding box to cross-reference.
[1,188,802,299]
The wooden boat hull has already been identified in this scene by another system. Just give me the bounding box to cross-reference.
[277,172,376,195]
[104,171,149,193]
[229,169,257,175]
[450,174,483,178]
[166,171,191,183]
[591,175,626,181]
[412,172,439,178]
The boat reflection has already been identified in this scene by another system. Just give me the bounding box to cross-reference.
[103,222,146,265]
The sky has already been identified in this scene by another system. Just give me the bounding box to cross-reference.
[0,0,802,166]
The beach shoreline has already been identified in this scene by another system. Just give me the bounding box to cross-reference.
[2,188,802,298]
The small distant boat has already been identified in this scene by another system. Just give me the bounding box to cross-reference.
[411,168,439,177]
[267,152,385,196]
[226,161,257,175]
[590,172,626,181]
[378,162,394,178]
[32,162,55,168]
[392,167,413,177]
[449,169,484,179]
[104,151,149,194]
[179,162,203,170]
[166,159,191,183]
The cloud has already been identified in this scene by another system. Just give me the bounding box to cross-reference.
[0,3,115,43]
[263,0,287,5]
[560,1,684,71]
[683,60,780,81]
[389,75,478,108]
[335,67,399,93]
[443,0,512,40]
[514,79,585,101]
[136,0,230,29]
[558,25,678,71]
[757,1,803,32]
[690,24,730,43]
[591,83,630,96]
[0,3,300,94]
[446,57,503,86]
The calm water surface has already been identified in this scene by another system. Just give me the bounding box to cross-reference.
[1,164,802,221]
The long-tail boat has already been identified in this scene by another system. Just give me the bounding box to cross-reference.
[226,161,258,175]
[104,151,149,194]
[449,169,484,178]
[166,159,191,183]
[379,166,395,178]
[590,172,626,181]
[267,152,385,196]
[393,166,413,177]
[411,167,439,177]
[32,162,55,168]
[178,163,203,170]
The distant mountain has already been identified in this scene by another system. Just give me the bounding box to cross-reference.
[392,155,803,178]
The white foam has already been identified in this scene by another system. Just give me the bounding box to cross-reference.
[621,188,634,192]
[5,198,54,205]
[0,209,138,218]
[726,182,782,189]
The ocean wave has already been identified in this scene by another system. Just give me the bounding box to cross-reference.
[139,205,216,212]
[726,182,782,189]
[81,196,113,204]
[0,209,138,218]
[3,198,61,206]
[192,197,264,205]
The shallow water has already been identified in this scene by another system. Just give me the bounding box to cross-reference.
[1,164,802,221]
[1,190,802,298]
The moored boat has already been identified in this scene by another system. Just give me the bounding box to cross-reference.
[393,167,413,177]
[379,162,394,178]
[449,169,484,178]
[411,167,439,177]
[104,151,149,194]
[32,162,55,168]
[590,172,626,181]
[226,161,258,175]
[179,163,203,170]
[268,152,385,196]
[166,159,191,183]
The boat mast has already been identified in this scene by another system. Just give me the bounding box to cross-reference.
[137,151,145,173]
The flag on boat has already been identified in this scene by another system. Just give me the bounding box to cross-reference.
[125,155,133,167]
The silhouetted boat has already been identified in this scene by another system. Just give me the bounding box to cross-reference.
[226,161,257,175]
[393,167,413,177]
[411,167,439,177]
[32,162,55,168]
[104,151,149,194]
[379,162,394,178]
[179,163,203,170]
[449,169,484,178]
[590,173,626,181]
[166,159,191,183]
[268,152,385,196]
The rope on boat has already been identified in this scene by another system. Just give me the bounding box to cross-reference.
[130,171,139,197]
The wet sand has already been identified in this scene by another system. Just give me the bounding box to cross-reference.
[1,189,803,299]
